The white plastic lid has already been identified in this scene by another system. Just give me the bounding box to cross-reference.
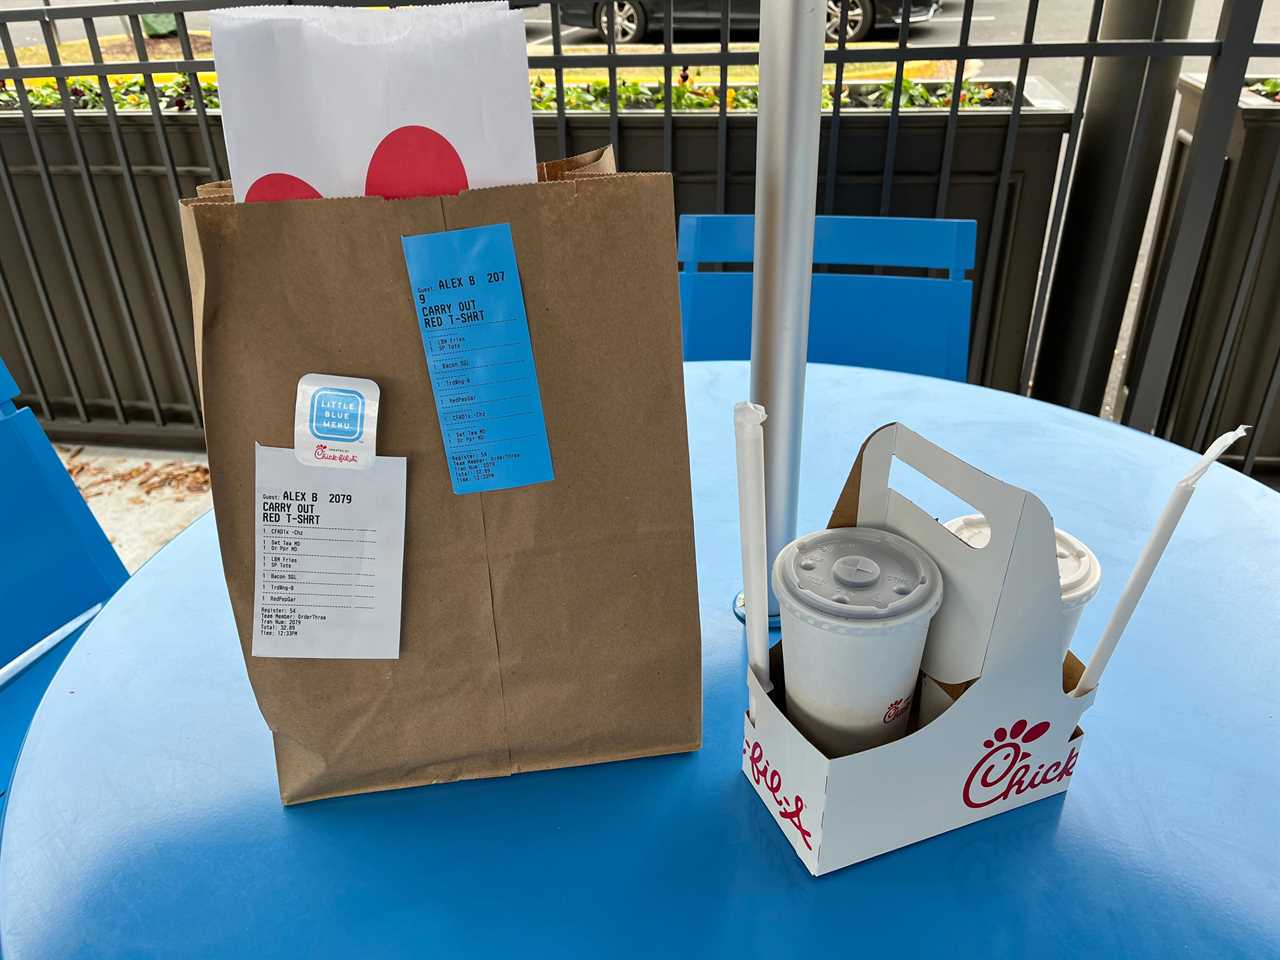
[774,527,943,623]
[944,514,1101,609]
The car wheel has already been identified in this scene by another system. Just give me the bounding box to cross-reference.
[596,1,648,45]
[826,0,873,43]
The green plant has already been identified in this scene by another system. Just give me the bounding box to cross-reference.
[1249,78,1280,103]
[0,74,1010,115]
[864,78,996,109]
[0,75,217,113]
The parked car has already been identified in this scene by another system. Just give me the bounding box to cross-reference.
[554,1,943,45]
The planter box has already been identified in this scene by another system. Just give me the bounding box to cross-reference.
[0,81,1070,445]
[1129,75,1280,473]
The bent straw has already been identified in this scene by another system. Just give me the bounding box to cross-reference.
[734,401,773,721]
[1072,425,1250,697]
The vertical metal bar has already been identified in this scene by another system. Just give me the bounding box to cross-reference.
[933,0,975,217]
[41,17,165,427]
[1126,0,1265,431]
[605,2,620,163]
[125,14,204,427]
[1242,351,1280,476]
[879,0,912,216]
[751,0,826,615]
[662,0,673,173]
[1191,147,1280,449]
[1020,0,1106,393]
[0,136,85,421]
[85,17,202,427]
[0,21,125,422]
[128,14,185,205]
[716,0,730,214]
[1063,0,1175,407]
[175,11,223,181]
[968,0,1038,384]
[39,0,59,46]
[549,0,568,159]
[0,257,51,420]
[823,0,851,216]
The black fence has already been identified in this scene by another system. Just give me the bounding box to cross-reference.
[0,0,1276,471]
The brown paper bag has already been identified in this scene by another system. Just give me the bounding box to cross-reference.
[180,166,701,804]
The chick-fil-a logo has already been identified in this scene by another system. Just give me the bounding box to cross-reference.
[314,444,359,465]
[962,719,1077,809]
[883,695,912,724]
[743,739,813,850]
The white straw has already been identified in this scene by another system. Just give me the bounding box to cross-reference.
[734,401,773,721]
[0,603,102,690]
[1072,425,1249,697]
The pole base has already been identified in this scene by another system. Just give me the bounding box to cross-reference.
[733,590,781,628]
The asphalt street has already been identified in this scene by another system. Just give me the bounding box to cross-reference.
[515,0,1280,98]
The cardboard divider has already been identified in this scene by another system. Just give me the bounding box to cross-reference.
[744,423,1097,875]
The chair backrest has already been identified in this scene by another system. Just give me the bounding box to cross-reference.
[677,214,977,381]
[0,358,127,665]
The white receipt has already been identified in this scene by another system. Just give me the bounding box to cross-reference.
[252,444,406,659]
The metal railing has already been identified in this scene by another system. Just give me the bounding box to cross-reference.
[0,0,1275,462]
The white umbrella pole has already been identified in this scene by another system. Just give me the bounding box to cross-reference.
[750,0,827,616]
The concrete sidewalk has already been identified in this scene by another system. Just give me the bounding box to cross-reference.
[58,444,212,573]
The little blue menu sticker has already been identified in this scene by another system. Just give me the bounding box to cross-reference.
[402,223,555,495]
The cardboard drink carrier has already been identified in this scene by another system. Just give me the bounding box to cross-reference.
[180,148,702,805]
[743,423,1098,875]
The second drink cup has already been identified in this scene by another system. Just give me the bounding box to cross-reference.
[774,527,944,757]
[943,514,1101,657]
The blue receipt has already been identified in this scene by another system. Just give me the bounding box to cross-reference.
[402,223,555,495]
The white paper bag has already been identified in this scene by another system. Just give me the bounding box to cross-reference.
[211,4,537,202]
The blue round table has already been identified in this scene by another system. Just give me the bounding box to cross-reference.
[4,362,1278,958]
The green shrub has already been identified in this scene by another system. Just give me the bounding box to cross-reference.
[1249,78,1280,103]
[0,74,1002,114]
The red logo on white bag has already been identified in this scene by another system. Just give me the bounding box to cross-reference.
[313,444,358,465]
[743,739,813,850]
[883,695,911,724]
[246,125,469,202]
[962,719,1077,809]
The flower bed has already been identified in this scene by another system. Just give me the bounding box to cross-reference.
[0,75,218,112]
[0,74,1010,115]
[533,75,1010,111]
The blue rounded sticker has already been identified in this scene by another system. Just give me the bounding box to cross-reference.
[309,387,365,442]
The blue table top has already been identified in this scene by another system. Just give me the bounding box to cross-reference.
[4,362,1278,959]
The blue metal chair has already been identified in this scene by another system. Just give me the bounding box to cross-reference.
[0,357,127,812]
[677,214,977,381]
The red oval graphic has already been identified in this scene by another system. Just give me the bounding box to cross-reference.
[364,125,469,200]
[245,172,322,203]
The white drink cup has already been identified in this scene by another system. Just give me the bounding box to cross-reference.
[773,527,944,757]
[944,514,1101,656]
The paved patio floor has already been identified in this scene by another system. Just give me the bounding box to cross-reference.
[57,444,212,574]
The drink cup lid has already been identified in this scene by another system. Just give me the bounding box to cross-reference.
[944,514,1101,609]
[773,527,943,623]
